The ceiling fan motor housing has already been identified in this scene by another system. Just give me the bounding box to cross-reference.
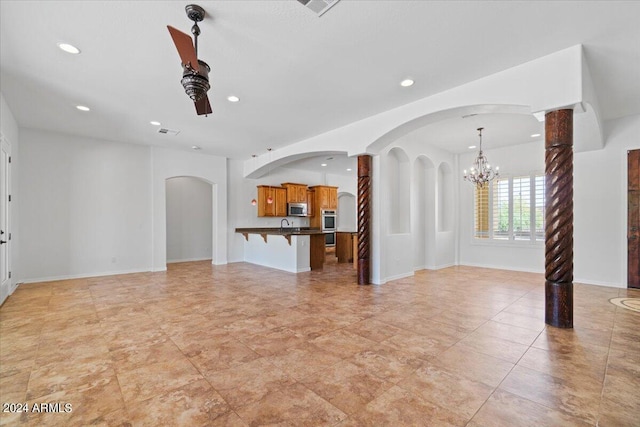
[181,60,210,101]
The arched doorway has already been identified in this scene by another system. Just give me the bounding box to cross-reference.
[165,176,213,264]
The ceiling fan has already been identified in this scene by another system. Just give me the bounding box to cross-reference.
[167,4,212,116]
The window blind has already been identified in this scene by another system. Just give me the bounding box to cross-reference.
[534,175,545,241]
[492,178,509,239]
[474,173,545,242]
[513,176,531,240]
[474,185,489,238]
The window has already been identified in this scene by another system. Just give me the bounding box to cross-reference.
[473,174,545,242]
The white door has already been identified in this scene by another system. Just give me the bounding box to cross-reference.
[0,136,11,303]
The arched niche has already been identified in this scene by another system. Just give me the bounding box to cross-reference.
[413,156,436,270]
[387,147,410,234]
[437,162,454,232]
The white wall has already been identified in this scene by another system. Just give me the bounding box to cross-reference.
[166,177,212,263]
[458,140,545,273]
[0,92,19,303]
[16,129,228,282]
[0,94,18,145]
[151,147,227,271]
[574,114,639,287]
[18,129,153,282]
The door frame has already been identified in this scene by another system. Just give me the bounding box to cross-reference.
[628,149,640,288]
[0,133,12,304]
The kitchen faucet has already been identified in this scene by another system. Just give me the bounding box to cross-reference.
[280,218,290,231]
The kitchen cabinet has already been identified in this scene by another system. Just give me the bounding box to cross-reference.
[328,187,337,210]
[310,185,338,210]
[336,232,356,264]
[309,185,338,228]
[257,186,287,217]
[281,183,308,203]
[306,189,315,217]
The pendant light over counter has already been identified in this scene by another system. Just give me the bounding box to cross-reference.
[266,148,274,204]
[249,149,275,205]
[250,155,258,205]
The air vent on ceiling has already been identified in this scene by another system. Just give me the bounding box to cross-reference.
[157,128,180,136]
[297,0,341,16]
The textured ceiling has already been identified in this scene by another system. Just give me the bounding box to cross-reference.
[1,1,639,164]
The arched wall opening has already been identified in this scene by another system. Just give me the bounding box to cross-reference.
[165,176,213,264]
[337,192,357,232]
[413,156,436,270]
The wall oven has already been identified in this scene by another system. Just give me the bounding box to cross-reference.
[321,209,336,247]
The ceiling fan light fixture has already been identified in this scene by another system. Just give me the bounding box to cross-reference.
[181,60,210,102]
[57,42,80,54]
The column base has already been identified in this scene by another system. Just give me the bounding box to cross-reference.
[545,280,573,328]
[358,259,370,285]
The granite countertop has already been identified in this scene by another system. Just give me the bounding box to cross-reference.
[235,227,326,236]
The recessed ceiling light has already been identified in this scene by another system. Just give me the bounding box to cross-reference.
[150,121,161,126]
[400,79,414,87]
[346,168,352,172]
[531,133,541,137]
[57,43,80,54]
[192,145,201,150]
[76,105,90,111]
[321,163,327,167]
[227,95,240,103]
[468,145,476,149]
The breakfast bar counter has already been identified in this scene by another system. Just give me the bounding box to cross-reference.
[235,228,327,272]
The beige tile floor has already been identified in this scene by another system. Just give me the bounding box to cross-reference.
[0,259,638,426]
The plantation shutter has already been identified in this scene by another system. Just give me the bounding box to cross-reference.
[492,178,509,239]
[534,175,545,241]
[513,176,531,240]
[474,185,489,238]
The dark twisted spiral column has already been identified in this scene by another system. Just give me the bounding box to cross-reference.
[357,155,372,285]
[545,109,574,328]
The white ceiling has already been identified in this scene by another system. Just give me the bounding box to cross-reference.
[1,1,639,167]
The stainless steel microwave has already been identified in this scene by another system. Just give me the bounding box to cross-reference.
[287,203,307,217]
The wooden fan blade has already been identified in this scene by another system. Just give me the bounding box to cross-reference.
[167,25,199,72]
[195,95,212,116]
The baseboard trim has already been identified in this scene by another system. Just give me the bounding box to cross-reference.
[459,262,543,274]
[574,277,623,288]
[167,257,212,264]
[19,268,153,284]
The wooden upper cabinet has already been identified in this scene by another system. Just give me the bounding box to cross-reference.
[307,189,315,217]
[257,185,287,217]
[328,187,337,210]
[281,183,308,203]
[309,185,338,210]
[275,187,287,217]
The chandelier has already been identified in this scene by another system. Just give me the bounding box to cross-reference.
[463,127,499,188]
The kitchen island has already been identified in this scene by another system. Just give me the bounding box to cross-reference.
[235,227,327,272]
